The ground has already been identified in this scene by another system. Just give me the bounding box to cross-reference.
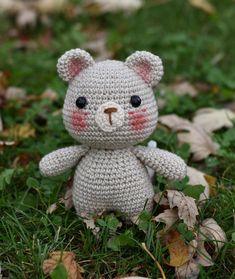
[0,0,234,278]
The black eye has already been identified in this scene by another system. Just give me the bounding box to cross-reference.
[130,95,141,107]
[76,97,87,109]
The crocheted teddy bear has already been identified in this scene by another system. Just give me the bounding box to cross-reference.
[39,49,187,218]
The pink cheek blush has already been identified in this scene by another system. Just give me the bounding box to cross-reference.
[71,111,89,131]
[128,108,148,131]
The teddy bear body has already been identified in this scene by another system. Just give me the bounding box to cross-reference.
[73,148,154,217]
[39,49,187,218]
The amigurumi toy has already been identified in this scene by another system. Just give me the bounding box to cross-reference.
[39,49,187,218]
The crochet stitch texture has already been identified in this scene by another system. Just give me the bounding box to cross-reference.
[39,49,187,218]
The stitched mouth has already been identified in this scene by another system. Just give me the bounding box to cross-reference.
[104,107,118,125]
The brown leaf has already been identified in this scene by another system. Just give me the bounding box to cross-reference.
[159,114,220,161]
[175,218,225,278]
[175,258,200,279]
[169,80,198,97]
[5,86,26,101]
[85,0,143,13]
[153,192,169,206]
[167,190,199,228]
[41,88,58,101]
[34,0,67,13]
[194,82,214,93]
[204,175,217,196]
[187,166,210,201]
[193,108,235,133]
[1,123,35,140]
[199,218,226,252]
[43,251,83,279]
[196,240,213,267]
[59,187,73,209]
[166,230,190,267]
[46,203,58,214]
[0,140,15,148]
[80,212,102,235]
[154,208,178,231]
[177,124,219,161]
[12,153,36,167]
[0,0,24,13]
[0,71,9,90]
[16,9,37,28]
[189,0,216,14]
[159,114,190,130]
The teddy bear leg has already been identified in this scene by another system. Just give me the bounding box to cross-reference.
[116,195,154,220]
[72,194,107,217]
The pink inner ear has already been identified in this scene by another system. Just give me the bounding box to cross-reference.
[134,62,152,84]
[68,58,84,79]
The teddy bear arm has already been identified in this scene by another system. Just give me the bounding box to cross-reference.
[132,146,187,181]
[39,145,89,177]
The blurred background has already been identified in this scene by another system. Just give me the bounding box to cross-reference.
[0,0,235,92]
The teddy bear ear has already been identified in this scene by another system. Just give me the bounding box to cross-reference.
[125,51,164,87]
[57,48,95,82]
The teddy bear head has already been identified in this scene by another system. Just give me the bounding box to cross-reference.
[57,49,163,149]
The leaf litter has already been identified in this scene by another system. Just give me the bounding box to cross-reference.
[43,251,84,279]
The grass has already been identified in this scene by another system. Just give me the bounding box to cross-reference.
[0,0,235,278]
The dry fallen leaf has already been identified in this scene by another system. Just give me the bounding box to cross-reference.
[199,218,226,252]
[16,8,37,28]
[80,212,101,235]
[59,187,73,209]
[166,230,190,267]
[193,108,235,133]
[175,218,226,278]
[175,234,213,278]
[43,251,83,279]
[0,0,23,13]
[177,123,219,161]
[159,114,220,161]
[86,0,142,13]
[34,0,67,13]
[159,114,190,130]
[167,190,199,228]
[169,80,198,97]
[46,203,58,214]
[0,0,68,28]
[154,208,178,231]
[189,0,216,14]
[0,71,9,91]
[40,88,58,101]
[0,140,15,148]
[204,175,217,196]
[153,192,169,206]
[196,240,213,267]
[5,86,26,101]
[1,123,35,140]
[187,166,210,201]
[12,153,37,167]
[175,258,200,279]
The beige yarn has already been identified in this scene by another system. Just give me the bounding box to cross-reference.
[39,49,187,218]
